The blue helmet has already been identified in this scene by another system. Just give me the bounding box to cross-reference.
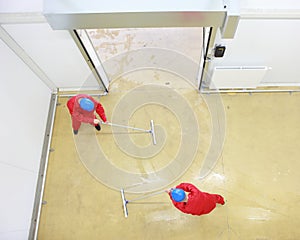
[80,98,94,112]
[171,188,186,202]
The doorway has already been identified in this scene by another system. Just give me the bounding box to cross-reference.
[73,27,212,91]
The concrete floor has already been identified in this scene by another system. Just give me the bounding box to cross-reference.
[37,28,300,239]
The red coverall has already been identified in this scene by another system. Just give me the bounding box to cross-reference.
[168,183,225,216]
[66,94,107,131]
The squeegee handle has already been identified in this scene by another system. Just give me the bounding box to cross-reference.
[101,121,150,132]
[127,190,166,203]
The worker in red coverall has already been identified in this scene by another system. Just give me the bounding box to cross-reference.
[67,94,107,135]
[167,182,225,216]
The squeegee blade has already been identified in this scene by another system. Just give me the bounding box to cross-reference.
[120,189,128,218]
[150,120,157,145]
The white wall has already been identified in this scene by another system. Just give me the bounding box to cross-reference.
[0,1,98,239]
[2,23,94,90]
[0,0,42,12]
[240,0,300,10]
[0,38,51,240]
[0,0,96,91]
[212,19,300,87]
[209,0,300,88]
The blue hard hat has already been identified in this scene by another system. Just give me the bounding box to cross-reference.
[80,98,94,112]
[171,188,186,202]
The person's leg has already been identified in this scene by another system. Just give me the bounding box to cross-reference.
[212,194,225,205]
[93,115,101,131]
[72,117,81,134]
[95,124,101,131]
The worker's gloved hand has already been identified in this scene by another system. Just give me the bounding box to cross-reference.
[94,119,100,124]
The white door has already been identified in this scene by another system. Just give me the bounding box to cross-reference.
[74,29,110,92]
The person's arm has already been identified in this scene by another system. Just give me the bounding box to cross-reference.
[167,191,188,213]
[176,183,199,194]
[66,97,75,115]
[95,103,107,122]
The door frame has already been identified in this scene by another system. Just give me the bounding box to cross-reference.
[70,29,109,92]
[44,0,240,91]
